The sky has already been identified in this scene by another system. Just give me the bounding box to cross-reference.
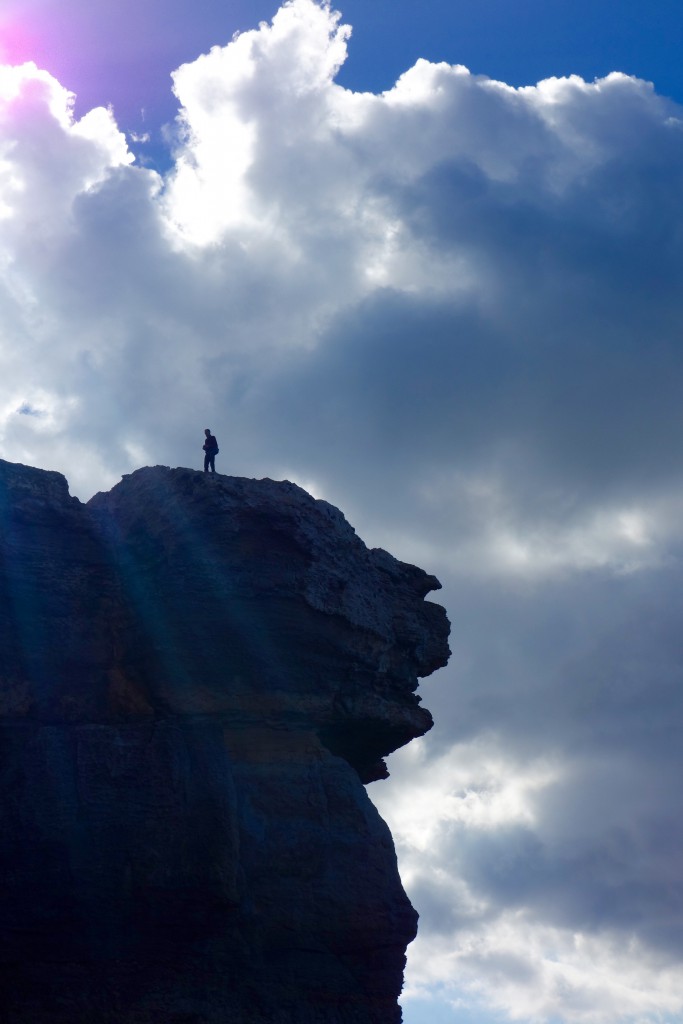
[1,1,683,1022]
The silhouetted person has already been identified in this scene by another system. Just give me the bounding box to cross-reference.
[203,428,219,473]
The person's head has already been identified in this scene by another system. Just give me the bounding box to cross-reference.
[205,428,211,436]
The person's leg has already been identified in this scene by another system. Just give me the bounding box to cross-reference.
[210,455,216,473]
[204,453,210,472]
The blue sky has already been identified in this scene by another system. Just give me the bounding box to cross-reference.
[2,2,683,1023]
[339,0,683,99]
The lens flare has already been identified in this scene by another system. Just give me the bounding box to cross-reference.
[0,17,27,65]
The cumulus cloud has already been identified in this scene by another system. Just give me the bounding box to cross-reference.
[2,2,683,1020]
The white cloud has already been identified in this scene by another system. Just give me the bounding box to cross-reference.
[405,918,683,1024]
[2,3,683,1021]
[165,0,352,244]
[379,738,683,1023]
[373,735,561,856]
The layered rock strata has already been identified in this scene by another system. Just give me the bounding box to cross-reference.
[0,460,450,1024]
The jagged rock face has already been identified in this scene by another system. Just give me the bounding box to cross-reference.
[0,460,450,1024]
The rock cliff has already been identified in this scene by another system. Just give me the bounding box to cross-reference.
[0,459,450,1024]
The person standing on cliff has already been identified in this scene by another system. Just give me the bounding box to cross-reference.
[203,428,219,473]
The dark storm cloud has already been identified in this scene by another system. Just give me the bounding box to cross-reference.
[376,551,683,1017]
[240,80,683,527]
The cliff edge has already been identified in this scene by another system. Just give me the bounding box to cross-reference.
[0,460,450,1024]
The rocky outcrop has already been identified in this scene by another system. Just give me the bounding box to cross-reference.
[0,460,450,1024]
